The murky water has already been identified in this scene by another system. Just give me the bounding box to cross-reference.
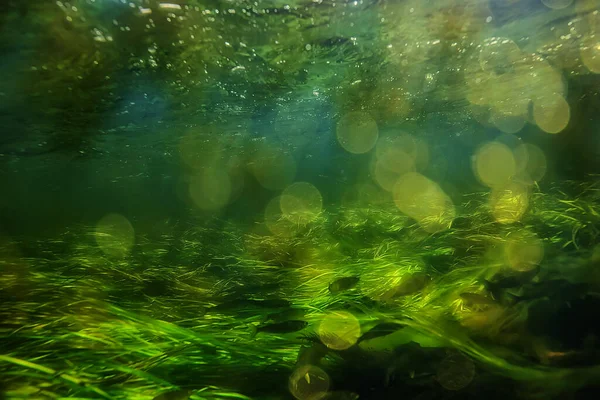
[1,1,600,399]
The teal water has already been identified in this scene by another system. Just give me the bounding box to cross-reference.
[1,1,600,399]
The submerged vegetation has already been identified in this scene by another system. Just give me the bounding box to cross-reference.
[1,0,600,399]
[2,177,600,399]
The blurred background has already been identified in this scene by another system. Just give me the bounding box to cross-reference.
[0,0,598,237]
[2,0,600,399]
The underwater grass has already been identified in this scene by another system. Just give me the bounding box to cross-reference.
[2,180,600,399]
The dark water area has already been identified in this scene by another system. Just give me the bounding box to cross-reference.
[2,1,600,400]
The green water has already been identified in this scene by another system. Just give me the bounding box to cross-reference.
[1,0,600,399]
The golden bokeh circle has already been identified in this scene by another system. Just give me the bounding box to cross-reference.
[280,182,323,225]
[393,172,456,233]
[336,112,379,154]
[581,39,600,73]
[533,93,570,134]
[490,182,530,224]
[265,196,297,237]
[95,213,135,258]
[289,365,330,400]
[505,231,544,271]
[513,144,547,183]
[373,159,403,192]
[188,168,232,211]
[318,311,361,350]
[490,111,526,134]
[479,37,522,74]
[473,142,516,188]
[250,146,297,190]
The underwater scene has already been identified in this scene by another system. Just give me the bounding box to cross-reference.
[2,0,600,399]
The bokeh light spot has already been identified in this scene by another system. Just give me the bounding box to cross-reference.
[505,230,544,271]
[528,58,565,103]
[469,104,492,127]
[377,146,415,175]
[393,172,455,233]
[318,311,361,350]
[437,352,475,390]
[373,160,405,191]
[473,142,516,188]
[265,196,297,237]
[533,93,570,134]
[188,167,232,211]
[341,182,388,207]
[250,145,297,190]
[541,0,574,10]
[514,143,547,183]
[376,133,429,172]
[372,133,430,191]
[336,112,379,154]
[490,182,530,224]
[280,182,323,225]
[581,40,600,73]
[479,37,522,74]
[490,111,526,134]
[95,213,135,258]
[289,365,330,400]
[490,83,530,119]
